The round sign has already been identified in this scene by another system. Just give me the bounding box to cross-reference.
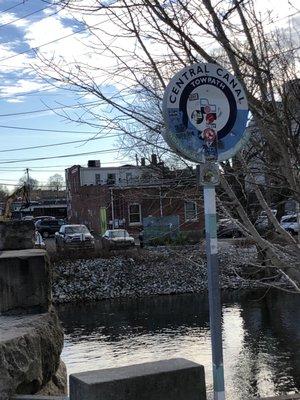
[162,63,249,162]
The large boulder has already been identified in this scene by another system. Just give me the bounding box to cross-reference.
[0,309,66,400]
[36,359,67,396]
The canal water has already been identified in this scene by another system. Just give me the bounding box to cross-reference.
[57,291,300,399]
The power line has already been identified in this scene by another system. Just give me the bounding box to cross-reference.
[0,1,28,14]
[0,182,67,187]
[0,18,102,64]
[0,145,135,164]
[0,161,133,171]
[0,134,118,153]
[0,100,100,117]
[0,3,57,29]
[0,123,102,134]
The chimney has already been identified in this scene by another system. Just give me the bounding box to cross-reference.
[141,157,146,166]
[151,154,157,166]
[88,160,101,168]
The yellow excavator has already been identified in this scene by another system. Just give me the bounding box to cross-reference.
[0,185,30,221]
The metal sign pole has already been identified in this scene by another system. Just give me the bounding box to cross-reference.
[203,183,225,400]
[162,62,249,400]
[198,161,225,400]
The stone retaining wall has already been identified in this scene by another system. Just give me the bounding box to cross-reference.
[0,247,66,399]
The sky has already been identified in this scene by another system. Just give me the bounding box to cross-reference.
[0,0,299,191]
[0,0,131,190]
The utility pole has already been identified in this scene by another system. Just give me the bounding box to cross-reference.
[159,187,163,217]
[22,168,31,219]
[25,167,31,203]
[25,168,30,186]
[110,188,115,229]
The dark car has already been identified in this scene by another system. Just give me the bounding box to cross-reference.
[102,229,135,250]
[55,224,95,251]
[33,215,56,222]
[35,218,65,238]
[254,209,277,235]
[217,218,243,238]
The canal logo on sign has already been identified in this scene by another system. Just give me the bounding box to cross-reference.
[162,63,249,162]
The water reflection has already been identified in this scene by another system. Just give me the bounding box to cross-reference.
[57,291,300,399]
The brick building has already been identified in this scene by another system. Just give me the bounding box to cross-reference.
[65,159,204,236]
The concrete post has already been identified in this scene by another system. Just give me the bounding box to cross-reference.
[0,249,51,314]
[0,220,34,250]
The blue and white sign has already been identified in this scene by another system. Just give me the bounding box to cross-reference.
[163,63,249,162]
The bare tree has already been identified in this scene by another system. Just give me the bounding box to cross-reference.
[39,0,300,289]
[47,174,65,190]
[18,175,39,191]
[0,185,8,202]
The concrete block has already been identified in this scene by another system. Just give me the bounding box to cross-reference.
[0,249,51,314]
[0,221,34,250]
[70,358,206,400]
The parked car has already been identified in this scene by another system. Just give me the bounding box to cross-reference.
[102,229,135,249]
[55,224,95,251]
[33,215,56,222]
[35,218,65,238]
[21,215,34,221]
[254,209,277,234]
[217,218,243,238]
[280,214,299,235]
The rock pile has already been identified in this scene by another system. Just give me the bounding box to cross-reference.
[52,243,267,304]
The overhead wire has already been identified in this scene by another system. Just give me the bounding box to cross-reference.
[0,1,29,14]
[0,134,119,153]
[0,182,67,187]
[0,17,103,64]
[0,145,145,164]
[0,100,101,117]
[0,124,103,134]
[0,3,59,29]
[0,161,133,171]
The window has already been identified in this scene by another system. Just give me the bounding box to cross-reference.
[126,172,133,183]
[110,230,129,238]
[107,173,116,185]
[65,226,89,234]
[95,173,101,185]
[185,201,197,221]
[129,203,141,225]
[282,216,297,223]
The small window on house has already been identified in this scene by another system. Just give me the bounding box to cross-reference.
[95,174,101,185]
[126,172,133,182]
[107,173,116,185]
[185,201,197,221]
[129,203,141,225]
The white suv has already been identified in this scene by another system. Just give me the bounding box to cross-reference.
[280,214,299,235]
